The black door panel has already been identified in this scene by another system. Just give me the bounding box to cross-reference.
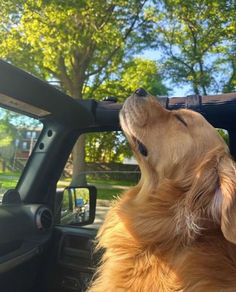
[0,253,43,292]
[53,226,98,292]
[0,204,53,292]
[0,242,40,273]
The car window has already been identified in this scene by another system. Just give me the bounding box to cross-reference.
[57,131,140,227]
[0,106,43,203]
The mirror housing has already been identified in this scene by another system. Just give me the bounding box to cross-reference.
[60,185,97,226]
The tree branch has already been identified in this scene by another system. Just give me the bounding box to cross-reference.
[97,4,116,31]
[85,0,147,78]
[84,73,110,99]
[44,66,60,79]
[169,45,194,71]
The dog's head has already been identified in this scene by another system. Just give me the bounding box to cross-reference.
[119,88,236,245]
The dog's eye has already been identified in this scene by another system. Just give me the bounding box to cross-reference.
[137,140,148,157]
[174,114,188,127]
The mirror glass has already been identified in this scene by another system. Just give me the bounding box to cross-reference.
[61,187,90,225]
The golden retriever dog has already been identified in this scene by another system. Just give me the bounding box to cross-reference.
[89,88,236,292]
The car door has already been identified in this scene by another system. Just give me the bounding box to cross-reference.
[0,106,97,292]
[52,184,99,292]
[0,106,54,292]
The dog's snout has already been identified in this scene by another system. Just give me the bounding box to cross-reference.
[134,88,147,97]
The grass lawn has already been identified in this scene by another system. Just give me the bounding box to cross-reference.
[0,173,133,201]
[97,188,123,200]
[0,172,20,190]
[87,178,136,186]
[57,184,125,200]
[58,177,136,187]
[0,177,18,189]
[58,178,130,200]
[0,172,20,177]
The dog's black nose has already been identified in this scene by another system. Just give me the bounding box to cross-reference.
[135,88,147,97]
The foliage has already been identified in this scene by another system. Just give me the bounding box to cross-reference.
[218,129,229,145]
[0,0,153,97]
[0,121,14,147]
[0,110,17,147]
[85,57,170,101]
[222,43,236,93]
[85,131,132,163]
[149,0,236,95]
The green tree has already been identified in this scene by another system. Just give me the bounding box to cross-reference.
[0,110,18,172]
[222,43,236,93]
[0,121,14,148]
[149,0,235,95]
[0,0,153,184]
[0,109,20,148]
[218,129,229,145]
[86,132,132,163]
[86,57,169,101]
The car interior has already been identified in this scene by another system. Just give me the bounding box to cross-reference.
[0,60,236,292]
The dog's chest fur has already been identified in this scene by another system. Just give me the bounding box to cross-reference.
[89,199,236,292]
[90,207,181,291]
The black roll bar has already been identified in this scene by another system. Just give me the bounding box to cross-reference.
[93,93,236,130]
[1,59,236,130]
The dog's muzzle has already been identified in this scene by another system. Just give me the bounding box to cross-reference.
[120,88,150,157]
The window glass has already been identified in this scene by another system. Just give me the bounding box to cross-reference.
[0,107,43,204]
[26,131,31,139]
[22,141,28,150]
[31,131,37,138]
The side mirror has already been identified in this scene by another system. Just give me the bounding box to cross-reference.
[60,186,97,226]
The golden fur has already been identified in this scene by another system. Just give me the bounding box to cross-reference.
[88,92,236,292]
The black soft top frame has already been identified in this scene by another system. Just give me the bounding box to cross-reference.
[0,59,236,131]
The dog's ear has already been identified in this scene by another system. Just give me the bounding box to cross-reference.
[187,153,236,244]
[217,155,236,244]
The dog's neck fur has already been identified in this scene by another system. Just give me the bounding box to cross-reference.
[118,171,220,255]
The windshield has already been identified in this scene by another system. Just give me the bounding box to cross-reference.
[0,106,43,203]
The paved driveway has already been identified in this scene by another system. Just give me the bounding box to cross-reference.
[85,205,110,230]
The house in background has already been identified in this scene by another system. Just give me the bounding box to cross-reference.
[15,128,41,159]
[123,157,138,165]
[0,127,41,172]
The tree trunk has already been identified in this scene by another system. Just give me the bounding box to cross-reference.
[193,82,200,95]
[223,59,236,93]
[70,80,87,186]
[198,60,207,95]
[71,134,87,185]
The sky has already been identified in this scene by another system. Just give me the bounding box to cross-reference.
[138,49,192,97]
